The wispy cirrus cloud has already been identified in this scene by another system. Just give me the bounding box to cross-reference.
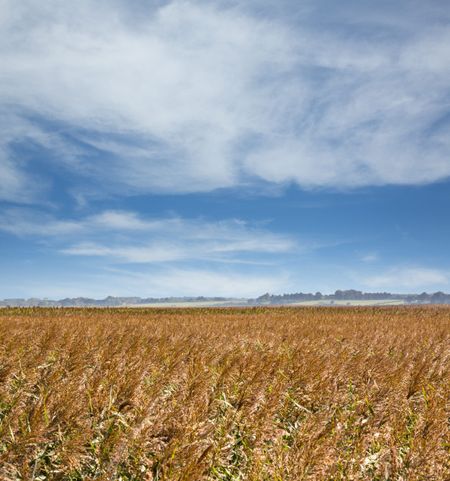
[0,208,297,264]
[0,0,449,204]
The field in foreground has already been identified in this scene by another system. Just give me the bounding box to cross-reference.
[0,307,448,480]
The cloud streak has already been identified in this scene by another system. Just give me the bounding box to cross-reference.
[0,208,296,264]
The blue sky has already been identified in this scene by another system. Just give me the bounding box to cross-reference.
[1,0,450,298]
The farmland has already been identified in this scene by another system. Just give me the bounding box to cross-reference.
[0,307,449,480]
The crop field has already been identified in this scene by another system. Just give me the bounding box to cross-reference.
[0,307,449,480]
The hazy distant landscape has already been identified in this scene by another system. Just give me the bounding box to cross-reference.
[2,289,450,307]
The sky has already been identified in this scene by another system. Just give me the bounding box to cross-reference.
[1,0,450,298]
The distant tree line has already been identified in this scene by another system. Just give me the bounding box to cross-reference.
[0,296,232,307]
[2,290,450,307]
[254,290,450,305]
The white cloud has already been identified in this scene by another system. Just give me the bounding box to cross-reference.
[0,0,449,202]
[62,242,188,263]
[61,234,294,264]
[0,0,294,197]
[0,209,85,236]
[0,209,176,236]
[0,208,296,263]
[362,267,449,291]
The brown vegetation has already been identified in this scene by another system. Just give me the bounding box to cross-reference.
[0,307,449,480]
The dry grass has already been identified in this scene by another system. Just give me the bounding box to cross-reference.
[0,307,448,480]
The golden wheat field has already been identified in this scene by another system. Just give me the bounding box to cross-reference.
[0,307,449,481]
